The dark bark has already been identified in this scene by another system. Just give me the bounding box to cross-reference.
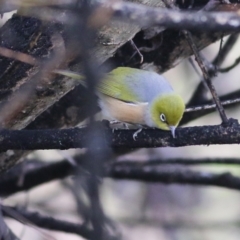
[2,156,240,196]
[2,206,95,239]
[0,119,240,152]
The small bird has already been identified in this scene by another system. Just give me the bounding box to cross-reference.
[55,67,185,138]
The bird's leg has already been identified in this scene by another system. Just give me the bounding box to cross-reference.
[133,128,142,141]
[109,120,121,125]
[109,120,143,140]
[132,124,145,140]
[109,120,131,130]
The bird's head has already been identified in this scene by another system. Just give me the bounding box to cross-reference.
[147,94,185,138]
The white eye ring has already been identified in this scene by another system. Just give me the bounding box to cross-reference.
[160,113,166,122]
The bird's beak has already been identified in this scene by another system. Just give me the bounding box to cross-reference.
[169,126,176,138]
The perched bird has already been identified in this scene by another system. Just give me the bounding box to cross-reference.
[55,67,185,138]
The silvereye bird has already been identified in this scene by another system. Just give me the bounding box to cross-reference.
[55,67,185,138]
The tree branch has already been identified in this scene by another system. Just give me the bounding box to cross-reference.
[185,97,240,112]
[188,33,239,106]
[0,119,240,152]
[110,1,240,32]
[2,206,94,239]
[108,165,240,191]
[181,90,240,125]
[183,31,228,123]
[0,205,20,240]
[0,160,72,196]
[113,158,240,166]
[2,156,240,196]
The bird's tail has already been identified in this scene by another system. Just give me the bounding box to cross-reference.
[54,69,86,87]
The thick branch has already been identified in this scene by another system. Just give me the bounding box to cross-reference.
[108,165,240,191]
[2,157,240,196]
[0,119,240,151]
[110,1,240,32]
[0,160,72,195]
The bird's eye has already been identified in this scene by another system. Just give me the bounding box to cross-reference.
[160,113,166,122]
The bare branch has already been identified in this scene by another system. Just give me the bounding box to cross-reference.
[114,158,240,166]
[185,97,240,112]
[2,206,94,239]
[181,90,240,125]
[219,54,240,72]
[0,119,240,152]
[188,34,239,106]
[184,31,228,123]
[2,156,240,196]
[108,164,240,191]
[0,205,20,240]
[109,1,240,32]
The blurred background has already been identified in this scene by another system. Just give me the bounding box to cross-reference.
[2,28,240,239]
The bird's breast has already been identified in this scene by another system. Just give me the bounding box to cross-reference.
[98,94,147,125]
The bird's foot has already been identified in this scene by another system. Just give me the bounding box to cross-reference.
[109,120,121,125]
[133,128,142,141]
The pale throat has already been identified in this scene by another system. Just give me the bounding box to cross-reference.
[144,103,158,127]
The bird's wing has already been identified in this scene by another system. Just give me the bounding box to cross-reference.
[55,67,172,103]
[55,68,139,102]
[98,67,141,103]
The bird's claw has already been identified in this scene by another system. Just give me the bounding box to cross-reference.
[133,128,142,141]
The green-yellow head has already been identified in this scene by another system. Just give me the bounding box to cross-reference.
[146,94,185,138]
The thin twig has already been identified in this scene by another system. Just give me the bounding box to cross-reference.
[113,158,240,166]
[215,34,224,66]
[188,57,201,77]
[185,97,240,112]
[213,34,239,66]
[184,31,228,123]
[0,47,37,66]
[2,206,94,239]
[0,204,20,240]
[130,40,144,63]
[187,33,239,106]
[219,55,240,73]
[181,89,240,125]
